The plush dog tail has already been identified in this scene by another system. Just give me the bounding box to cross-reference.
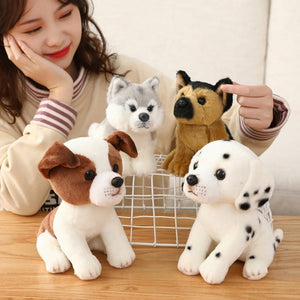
[273,228,283,251]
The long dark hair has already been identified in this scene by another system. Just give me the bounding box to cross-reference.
[0,0,118,123]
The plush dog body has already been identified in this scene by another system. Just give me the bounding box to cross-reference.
[36,131,137,280]
[163,71,233,177]
[89,75,164,177]
[177,140,283,284]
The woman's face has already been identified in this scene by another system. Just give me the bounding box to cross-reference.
[9,0,82,74]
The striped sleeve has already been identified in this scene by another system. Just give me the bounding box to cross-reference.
[239,95,290,141]
[31,98,77,137]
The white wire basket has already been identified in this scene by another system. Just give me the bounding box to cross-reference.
[115,154,274,248]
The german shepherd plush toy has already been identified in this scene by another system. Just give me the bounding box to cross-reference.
[162,71,233,177]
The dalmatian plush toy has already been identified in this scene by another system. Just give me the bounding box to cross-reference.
[178,140,283,284]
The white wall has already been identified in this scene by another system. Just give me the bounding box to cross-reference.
[92,0,299,215]
[92,0,269,84]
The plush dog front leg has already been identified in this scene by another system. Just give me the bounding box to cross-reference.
[100,210,135,268]
[199,227,252,284]
[55,224,102,280]
[178,216,212,275]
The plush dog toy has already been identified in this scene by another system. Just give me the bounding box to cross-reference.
[177,140,283,284]
[88,75,164,177]
[36,131,137,280]
[163,71,233,177]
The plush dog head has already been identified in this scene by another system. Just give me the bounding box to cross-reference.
[38,131,137,207]
[174,70,233,125]
[183,140,274,211]
[105,75,164,133]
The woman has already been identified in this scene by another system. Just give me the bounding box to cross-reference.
[0,0,289,215]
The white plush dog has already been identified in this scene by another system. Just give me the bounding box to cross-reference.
[36,131,137,280]
[178,140,283,284]
[88,75,164,177]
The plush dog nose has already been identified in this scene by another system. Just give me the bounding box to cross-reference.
[186,175,198,186]
[139,113,149,122]
[111,176,124,188]
[177,98,188,107]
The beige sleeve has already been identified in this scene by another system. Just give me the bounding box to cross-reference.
[0,123,66,215]
[223,94,290,156]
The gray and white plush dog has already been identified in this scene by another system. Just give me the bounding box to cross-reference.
[89,75,164,177]
[178,140,283,284]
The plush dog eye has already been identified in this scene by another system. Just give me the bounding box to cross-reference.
[129,104,137,112]
[198,97,206,105]
[193,162,198,170]
[215,169,226,180]
[147,105,154,112]
[84,169,96,181]
[112,164,119,172]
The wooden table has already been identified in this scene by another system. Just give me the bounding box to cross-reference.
[0,211,299,299]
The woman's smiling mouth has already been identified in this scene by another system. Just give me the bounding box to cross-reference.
[47,45,70,59]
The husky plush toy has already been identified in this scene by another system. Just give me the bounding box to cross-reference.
[178,140,283,284]
[89,75,164,177]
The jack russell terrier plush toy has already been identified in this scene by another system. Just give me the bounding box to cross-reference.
[88,75,164,177]
[178,140,283,284]
[36,131,137,280]
[163,70,233,177]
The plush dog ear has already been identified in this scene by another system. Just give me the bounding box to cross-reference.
[143,76,160,94]
[235,158,275,212]
[176,70,191,92]
[105,131,138,158]
[38,141,80,179]
[107,75,131,103]
[215,78,233,113]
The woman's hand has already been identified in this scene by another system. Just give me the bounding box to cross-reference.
[3,35,73,105]
[221,82,274,130]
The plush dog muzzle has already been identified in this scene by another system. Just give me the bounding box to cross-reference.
[89,171,125,207]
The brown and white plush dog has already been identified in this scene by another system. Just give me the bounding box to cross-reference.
[36,131,137,280]
[163,71,233,177]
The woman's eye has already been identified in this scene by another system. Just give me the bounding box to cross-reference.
[60,10,72,19]
[25,27,41,34]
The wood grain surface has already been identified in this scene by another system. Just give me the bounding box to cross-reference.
[0,212,299,299]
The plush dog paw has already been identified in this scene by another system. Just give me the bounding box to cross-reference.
[177,250,201,275]
[168,160,189,177]
[45,252,71,274]
[199,259,228,284]
[132,157,156,176]
[107,246,136,268]
[73,254,102,280]
[243,258,268,280]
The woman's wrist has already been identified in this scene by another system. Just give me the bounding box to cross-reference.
[48,77,74,105]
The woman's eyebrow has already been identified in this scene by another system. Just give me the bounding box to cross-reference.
[18,3,69,26]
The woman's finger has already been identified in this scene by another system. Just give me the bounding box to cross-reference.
[221,83,272,98]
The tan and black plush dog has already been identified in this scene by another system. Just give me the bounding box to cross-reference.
[162,70,233,177]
